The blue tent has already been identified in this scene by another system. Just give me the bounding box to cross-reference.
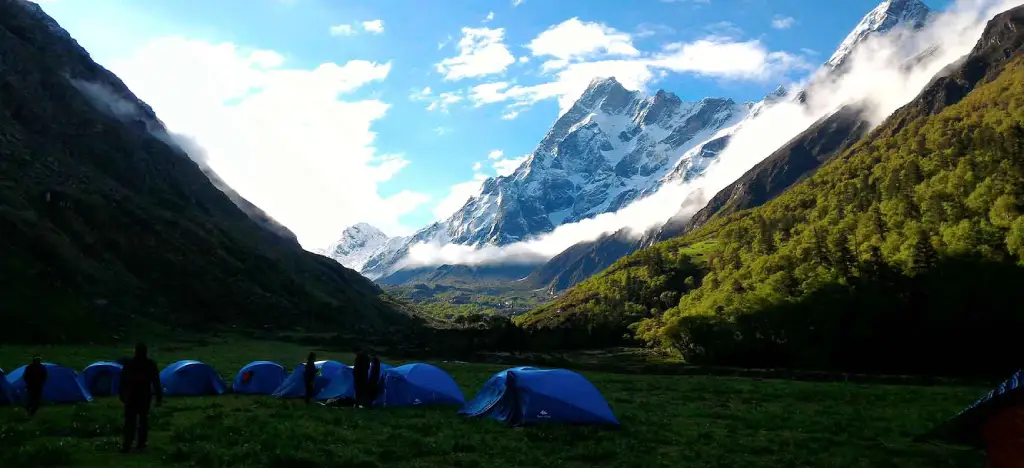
[160,360,227,396]
[316,362,396,401]
[0,368,11,405]
[6,363,93,404]
[315,365,356,401]
[79,362,123,397]
[272,360,346,398]
[459,367,618,426]
[374,363,464,407]
[233,361,287,395]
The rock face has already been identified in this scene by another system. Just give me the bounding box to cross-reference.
[825,0,933,72]
[0,0,416,342]
[353,0,941,285]
[359,78,755,280]
[321,223,392,271]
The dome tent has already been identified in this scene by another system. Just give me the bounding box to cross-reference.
[233,361,287,395]
[273,360,346,398]
[459,367,618,426]
[921,370,1024,468]
[6,363,93,404]
[0,368,12,405]
[79,361,123,397]
[160,360,227,396]
[373,363,464,408]
[316,361,395,402]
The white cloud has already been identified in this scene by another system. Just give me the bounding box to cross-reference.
[501,110,520,120]
[435,27,516,80]
[527,18,640,63]
[772,15,797,30]
[329,20,384,36]
[425,91,464,112]
[484,11,495,23]
[362,19,385,34]
[492,154,528,176]
[433,126,453,136]
[467,34,812,116]
[329,24,356,36]
[636,23,677,38]
[106,36,428,249]
[472,161,483,171]
[512,0,524,6]
[705,21,743,38]
[487,149,504,160]
[518,56,530,63]
[404,0,1018,267]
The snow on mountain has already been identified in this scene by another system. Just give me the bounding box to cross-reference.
[356,0,938,282]
[825,0,933,71]
[321,223,406,271]
[359,78,757,279]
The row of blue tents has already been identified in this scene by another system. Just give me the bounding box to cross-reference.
[0,360,619,426]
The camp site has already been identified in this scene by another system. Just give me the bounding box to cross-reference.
[0,337,1019,467]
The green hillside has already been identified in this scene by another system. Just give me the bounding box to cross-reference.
[520,11,1024,375]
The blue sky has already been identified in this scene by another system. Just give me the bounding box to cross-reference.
[34,0,953,249]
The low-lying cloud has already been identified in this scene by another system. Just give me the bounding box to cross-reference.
[403,0,1023,268]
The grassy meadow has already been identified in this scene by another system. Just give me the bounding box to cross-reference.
[0,337,988,467]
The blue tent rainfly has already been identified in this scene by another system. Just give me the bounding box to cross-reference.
[79,361,123,397]
[0,368,12,405]
[5,363,93,404]
[374,363,464,408]
[233,361,287,395]
[273,360,346,399]
[316,362,396,402]
[459,367,618,426]
[160,360,227,396]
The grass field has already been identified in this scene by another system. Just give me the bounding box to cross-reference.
[0,337,988,467]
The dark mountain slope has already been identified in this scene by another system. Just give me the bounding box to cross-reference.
[652,104,874,242]
[0,0,418,342]
[518,5,1024,375]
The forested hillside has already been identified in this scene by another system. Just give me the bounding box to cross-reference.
[519,6,1024,376]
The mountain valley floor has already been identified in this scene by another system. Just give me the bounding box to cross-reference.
[0,337,988,467]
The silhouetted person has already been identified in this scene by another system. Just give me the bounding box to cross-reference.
[23,356,47,416]
[353,348,370,408]
[118,343,162,453]
[367,354,382,407]
[303,352,318,404]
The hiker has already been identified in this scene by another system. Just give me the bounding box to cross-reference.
[367,353,382,407]
[23,356,47,416]
[303,352,318,404]
[353,348,370,407]
[118,343,162,453]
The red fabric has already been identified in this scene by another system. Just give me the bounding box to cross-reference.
[983,405,1024,468]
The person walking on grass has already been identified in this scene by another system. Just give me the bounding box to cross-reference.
[118,343,162,453]
[23,356,47,417]
[353,348,370,408]
[303,352,318,404]
[366,353,382,407]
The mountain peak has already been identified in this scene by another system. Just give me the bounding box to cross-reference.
[825,0,932,70]
[323,223,394,271]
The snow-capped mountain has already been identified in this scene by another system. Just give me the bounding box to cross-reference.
[825,0,933,71]
[343,0,939,282]
[356,79,758,279]
[321,223,408,272]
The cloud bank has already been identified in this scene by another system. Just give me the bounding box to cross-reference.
[403,0,1023,268]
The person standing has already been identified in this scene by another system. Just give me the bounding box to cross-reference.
[367,354,382,407]
[23,356,48,416]
[118,343,162,453]
[303,352,318,404]
[353,348,370,408]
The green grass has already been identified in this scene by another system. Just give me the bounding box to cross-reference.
[0,338,987,467]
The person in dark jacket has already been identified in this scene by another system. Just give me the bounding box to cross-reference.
[23,356,47,416]
[366,354,382,407]
[118,343,162,453]
[303,352,318,404]
[353,348,370,408]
